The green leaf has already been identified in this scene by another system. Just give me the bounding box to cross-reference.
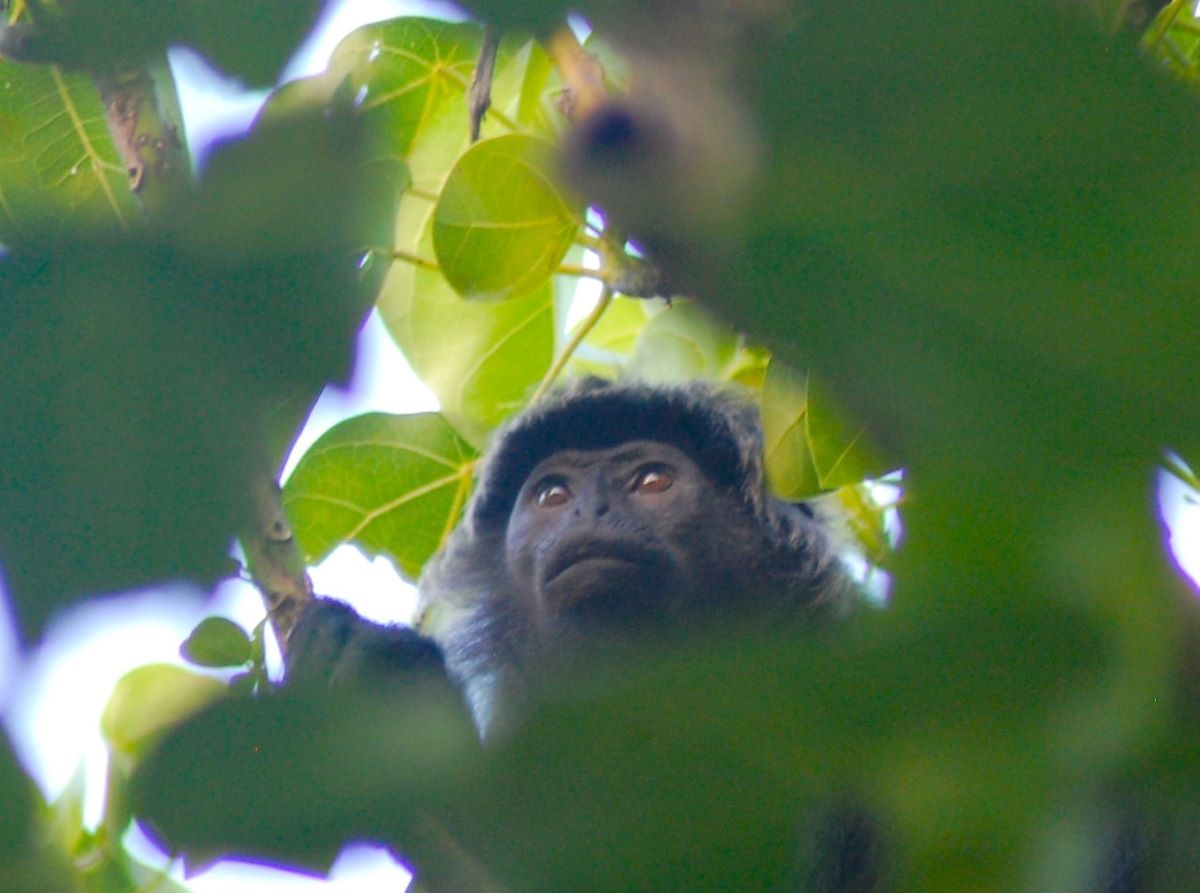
[45,765,86,857]
[0,245,257,638]
[326,20,558,443]
[567,295,651,378]
[283,412,479,579]
[381,156,554,445]
[329,18,483,167]
[131,601,1111,889]
[434,134,581,301]
[0,104,385,633]
[625,300,749,384]
[494,35,563,137]
[127,858,192,893]
[101,664,227,760]
[0,60,139,238]
[381,248,554,446]
[1144,0,1200,82]
[8,1,321,86]
[132,687,476,876]
[181,617,253,669]
[760,359,885,499]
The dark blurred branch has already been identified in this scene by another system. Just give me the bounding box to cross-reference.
[545,25,607,120]
[409,814,509,893]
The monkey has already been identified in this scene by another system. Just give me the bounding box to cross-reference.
[282,378,1200,892]
[410,377,859,736]
[287,377,859,733]
[283,377,873,888]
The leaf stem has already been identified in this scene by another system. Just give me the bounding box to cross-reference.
[530,283,614,404]
[557,262,604,280]
[576,231,604,250]
[387,247,441,271]
[468,26,500,142]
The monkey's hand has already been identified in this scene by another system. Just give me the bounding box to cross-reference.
[285,598,447,690]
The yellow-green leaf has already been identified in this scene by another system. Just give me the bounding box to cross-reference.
[101,665,226,760]
[625,301,748,384]
[761,359,886,499]
[434,134,581,301]
[330,18,482,168]
[0,61,137,237]
[283,412,478,579]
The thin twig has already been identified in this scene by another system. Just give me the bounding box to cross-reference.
[530,283,614,404]
[387,247,440,271]
[557,262,605,280]
[468,26,500,142]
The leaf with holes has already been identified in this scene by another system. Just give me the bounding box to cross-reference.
[434,134,581,301]
[282,412,478,580]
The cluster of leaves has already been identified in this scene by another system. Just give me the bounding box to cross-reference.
[1143,0,1200,80]
[270,18,890,592]
[0,4,887,890]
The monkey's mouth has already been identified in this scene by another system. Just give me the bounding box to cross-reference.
[542,540,664,603]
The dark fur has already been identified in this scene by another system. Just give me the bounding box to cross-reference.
[415,378,858,736]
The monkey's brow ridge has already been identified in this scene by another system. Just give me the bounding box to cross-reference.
[548,443,668,469]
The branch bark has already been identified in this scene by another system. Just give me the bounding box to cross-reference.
[241,472,314,662]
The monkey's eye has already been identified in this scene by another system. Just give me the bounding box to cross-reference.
[631,464,673,494]
[533,477,572,508]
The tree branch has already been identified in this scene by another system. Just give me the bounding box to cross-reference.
[468,26,500,142]
[544,25,607,121]
[93,56,190,217]
[530,282,614,404]
[240,472,314,662]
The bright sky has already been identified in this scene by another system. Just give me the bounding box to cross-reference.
[2,1,1200,891]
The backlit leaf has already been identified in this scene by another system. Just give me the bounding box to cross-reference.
[283,412,478,580]
[0,60,137,238]
[101,664,227,760]
[625,300,755,385]
[329,18,482,166]
[326,20,559,443]
[761,359,885,498]
[381,198,555,446]
[566,295,650,378]
[434,134,581,301]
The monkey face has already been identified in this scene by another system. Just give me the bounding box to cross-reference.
[504,439,710,630]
